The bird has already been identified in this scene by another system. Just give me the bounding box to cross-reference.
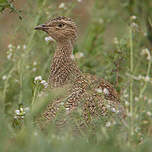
[35,16,125,128]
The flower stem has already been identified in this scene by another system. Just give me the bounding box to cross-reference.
[32,84,39,106]
[129,26,134,135]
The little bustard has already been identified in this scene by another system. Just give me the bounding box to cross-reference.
[35,16,125,127]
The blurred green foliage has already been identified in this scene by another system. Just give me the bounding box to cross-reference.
[0,0,22,19]
[0,0,152,152]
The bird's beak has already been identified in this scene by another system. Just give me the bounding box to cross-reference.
[34,24,48,31]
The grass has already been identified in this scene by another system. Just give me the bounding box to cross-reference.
[0,0,152,152]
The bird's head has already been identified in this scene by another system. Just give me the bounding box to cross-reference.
[35,16,78,45]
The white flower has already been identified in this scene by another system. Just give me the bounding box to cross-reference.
[14,116,17,119]
[147,111,151,116]
[23,44,27,50]
[40,80,48,88]
[77,0,82,2]
[34,76,48,87]
[2,75,7,80]
[141,48,151,60]
[75,52,84,59]
[15,79,19,83]
[41,80,46,84]
[116,110,120,114]
[103,88,109,95]
[95,88,102,93]
[131,15,137,20]
[59,3,65,9]
[8,44,13,49]
[105,122,111,127]
[111,107,116,113]
[141,48,149,55]
[144,76,150,82]
[114,37,119,44]
[9,48,13,52]
[33,61,37,66]
[79,52,84,57]
[15,110,20,115]
[44,82,48,88]
[34,76,42,82]
[17,45,21,49]
[7,53,12,59]
[66,107,70,111]
[34,132,38,136]
[131,22,138,28]
[45,36,55,42]
[125,101,129,106]
[32,67,37,72]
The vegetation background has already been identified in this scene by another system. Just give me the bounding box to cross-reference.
[0,0,152,151]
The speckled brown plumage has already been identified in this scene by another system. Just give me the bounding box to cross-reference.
[35,16,125,128]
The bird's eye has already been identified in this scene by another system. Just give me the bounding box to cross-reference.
[57,23,65,28]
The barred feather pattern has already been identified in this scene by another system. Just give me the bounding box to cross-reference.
[42,56,125,127]
[36,17,125,129]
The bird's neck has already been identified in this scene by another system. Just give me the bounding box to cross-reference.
[49,40,81,87]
